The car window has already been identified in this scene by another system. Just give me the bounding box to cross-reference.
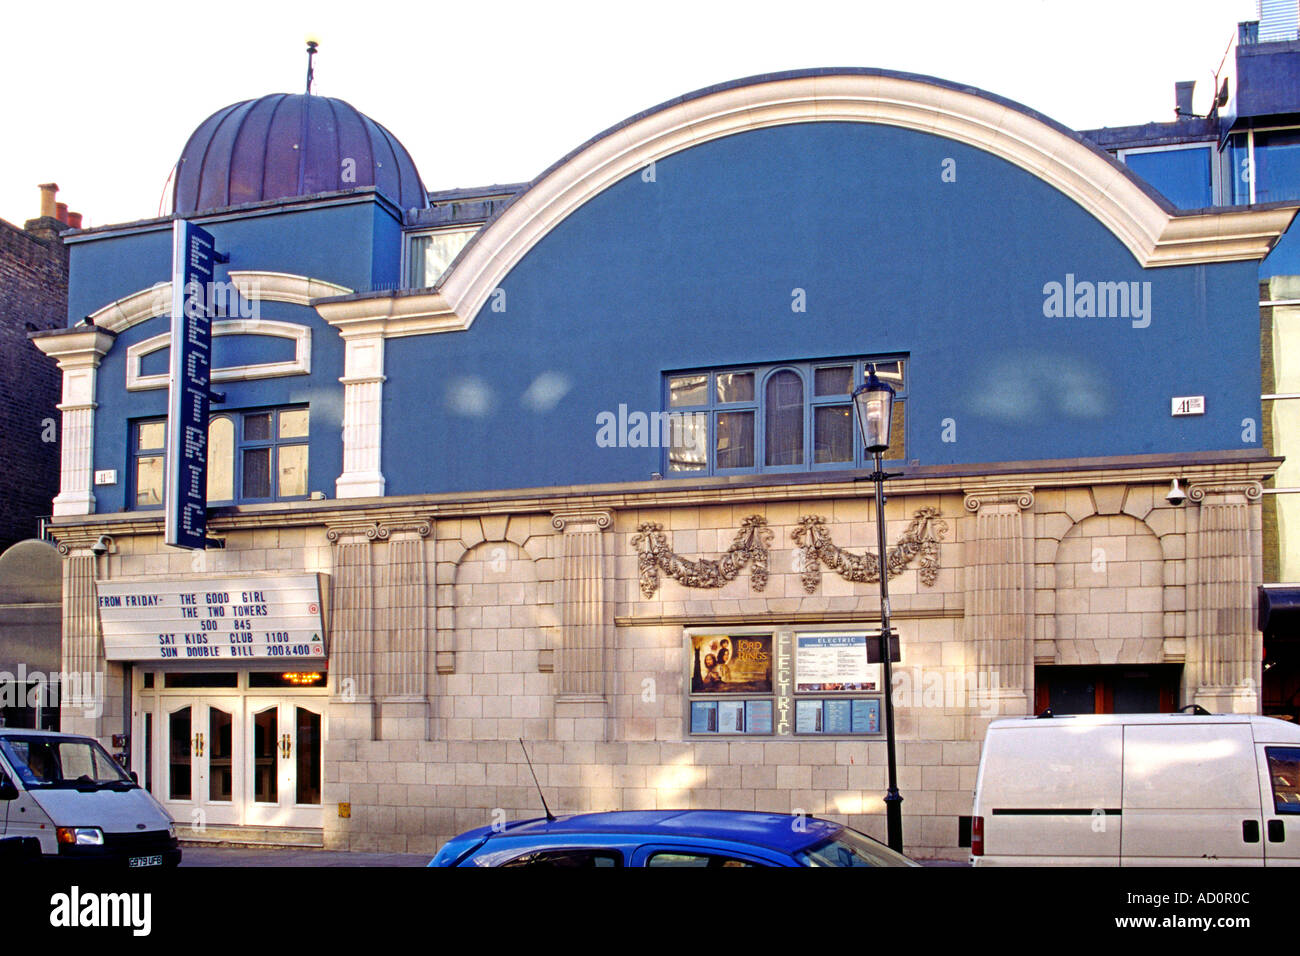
[1266,747,1300,814]
[499,849,622,868]
[795,826,916,867]
[645,851,758,868]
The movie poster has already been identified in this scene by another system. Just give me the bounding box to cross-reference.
[691,634,773,694]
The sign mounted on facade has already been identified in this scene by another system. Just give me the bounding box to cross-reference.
[96,574,327,662]
[164,220,218,550]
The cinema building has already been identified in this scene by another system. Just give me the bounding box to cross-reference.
[28,67,1298,858]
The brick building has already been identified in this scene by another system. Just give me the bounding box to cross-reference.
[0,184,75,552]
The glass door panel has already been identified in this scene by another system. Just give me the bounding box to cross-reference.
[245,698,325,828]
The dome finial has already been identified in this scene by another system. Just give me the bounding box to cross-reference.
[305,36,319,95]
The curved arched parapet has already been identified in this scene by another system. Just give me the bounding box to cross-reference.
[313,69,1299,337]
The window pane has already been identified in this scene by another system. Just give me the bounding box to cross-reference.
[296,707,322,806]
[420,230,476,285]
[243,447,272,498]
[1267,747,1300,814]
[885,399,906,461]
[873,360,905,389]
[716,372,754,403]
[668,411,707,472]
[138,421,166,451]
[278,444,308,497]
[765,371,804,466]
[252,708,277,804]
[136,455,164,507]
[206,416,234,501]
[814,405,853,463]
[715,411,754,469]
[814,366,853,396]
[1256,130,1300,205]
[244,412,272,442]
[406,235,431,287]
[279,408,309,438]
[669,374,708,408]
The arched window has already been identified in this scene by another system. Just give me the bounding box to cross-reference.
[207,416,235,502]
[764,370,804,467]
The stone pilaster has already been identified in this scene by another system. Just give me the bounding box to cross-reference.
[963,488,1034,716]
[551,510,613,739]
[31,328,116,516]
[56,544,105,736]
[325,528,376,705]
[375,523,431,701]
[1187,482,1262,713]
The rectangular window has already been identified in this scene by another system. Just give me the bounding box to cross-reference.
[405,229,477,288]
[686,629,887,738]
[1120,144,1217,209]
[130,406,309,508]
[664,357,906,476]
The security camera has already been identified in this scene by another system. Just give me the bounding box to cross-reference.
[91,534,112,556]
[1165,478,1187,507]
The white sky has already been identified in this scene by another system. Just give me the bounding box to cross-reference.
[0,0,1259,229]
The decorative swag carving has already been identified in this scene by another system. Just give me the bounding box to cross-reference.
[632,515,773,598]
[630,509,948,598]
[791,508,948,594]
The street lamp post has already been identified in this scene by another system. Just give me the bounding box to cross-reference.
[852,364,904,854]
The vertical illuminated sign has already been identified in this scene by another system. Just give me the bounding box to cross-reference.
[164,220,216,550]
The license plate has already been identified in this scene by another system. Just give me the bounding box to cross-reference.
[128,854,162,868]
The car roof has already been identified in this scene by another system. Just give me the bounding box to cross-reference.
[498,809,843,853]
[0,729,92,739]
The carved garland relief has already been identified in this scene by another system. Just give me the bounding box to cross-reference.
[630,510,948,598]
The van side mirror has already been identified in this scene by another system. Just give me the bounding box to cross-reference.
[0,772,19,801]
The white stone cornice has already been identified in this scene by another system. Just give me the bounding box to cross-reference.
[31,328,117,368]
[85,272,353,335]
[228,271,352,306]
[312,73,1299,340]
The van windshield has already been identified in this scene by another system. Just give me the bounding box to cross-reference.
[0,736,133,790]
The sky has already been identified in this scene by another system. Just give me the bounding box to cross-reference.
[0,0,1260,229]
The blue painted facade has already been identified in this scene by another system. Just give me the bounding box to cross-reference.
[58,74,1286,511]
[381,122,1261,495]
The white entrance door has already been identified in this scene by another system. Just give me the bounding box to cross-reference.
[243,698,325,828]
[159,697,243,829]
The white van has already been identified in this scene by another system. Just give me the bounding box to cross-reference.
[970,712,1300,866]
[0,728,180,866]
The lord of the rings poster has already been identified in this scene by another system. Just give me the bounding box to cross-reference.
[690,634,773,694]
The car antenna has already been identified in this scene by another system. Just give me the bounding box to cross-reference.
[519,738,556,822]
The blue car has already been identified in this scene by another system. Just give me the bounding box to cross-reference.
[429,809,918,867]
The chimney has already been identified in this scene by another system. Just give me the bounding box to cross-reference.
[1175,81,1196,119]
[38,183,58,219]
[67,212,82,229]
[55,202,68,224]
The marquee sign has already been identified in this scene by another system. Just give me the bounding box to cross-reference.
[96,574,327,662]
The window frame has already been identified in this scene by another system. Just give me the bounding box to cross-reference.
[662,356,907,478]
[684,626,888,739]
[128,405,310,509]
[403,227,479,289]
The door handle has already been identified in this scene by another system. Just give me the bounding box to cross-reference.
[197,733,204,757]
[192,733,205,757]
[279,733,292,759]
[1243,819,1260,843]
[1269,819,1286,843]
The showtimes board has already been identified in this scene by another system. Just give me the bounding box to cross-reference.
[96,574,326,662]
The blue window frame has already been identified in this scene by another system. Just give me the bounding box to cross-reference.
[663,358,905,476]
[130,406,309,508]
